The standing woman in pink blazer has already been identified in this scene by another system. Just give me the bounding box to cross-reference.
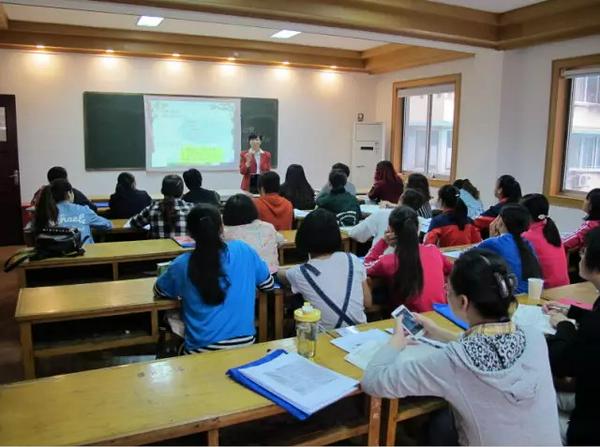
[239,134,272,192]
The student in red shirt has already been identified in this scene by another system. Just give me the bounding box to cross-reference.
[365,206,452,313]
[521,194,569,288]
[253,171,293,231]
[562,188,600,252]
[425,185,482,248]
[474,175,522,236]
[368,161,404,204]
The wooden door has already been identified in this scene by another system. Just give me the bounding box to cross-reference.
[0,95,23,245]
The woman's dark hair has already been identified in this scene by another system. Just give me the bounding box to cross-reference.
[47,166,68,182]
[259,171,280,194]
[438,185,469,230]
[521,193,561,247]
[401,188,425,212]
[223,194,259,226]
[407,173,431,200]
[160,175,184,235]
[331,162,350,178]
[585,188,600,221]
[499,204,542,280]
[450,248,518,319]
[248,133,262,142]
[187,204,230,306]
[583,227,600,273]
[295,208,341,256]
[389,206,423,304]
[374,161,403,188]
[34,178,73,233]
[281,164,315,209]
[183,168,202,190]
[329,170,347,191]
[497,175,522,203]
[453,178,480,200]
[116,172,135,194]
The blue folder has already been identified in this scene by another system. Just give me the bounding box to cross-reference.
[433,303,469,330]
[94,201,109,208]
[226,349,310,420]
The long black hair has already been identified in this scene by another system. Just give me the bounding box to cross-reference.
[160,175,184,235]
[438,184,468,230]
[34,178,73,234]
[585,188,600,221]
[451,248,518,319]
[453,178,480,200]
[187,204,230,306]
[499,204,542,280]
[521,193,561,247]
[401,188,425,212]
[389,206,423,304]
[115,172,135,194]
[497,175,522,203]
[280,164,315,209]
[296,208,341,256]
[407,173,431,200]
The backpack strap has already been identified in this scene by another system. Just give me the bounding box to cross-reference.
[3,249,36,273]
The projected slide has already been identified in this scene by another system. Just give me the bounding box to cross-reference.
[144,95,241,171]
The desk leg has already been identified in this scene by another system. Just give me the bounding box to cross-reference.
[207,429,219,446]
[383,398,398,446]
[258,292,267,343]
[112,262,119,280]
[274,290,284,340]
[367,396,382,446]
[278,247,285,266]
[17,268,27,288]
[150,309,159,339]
[20,323,35,380]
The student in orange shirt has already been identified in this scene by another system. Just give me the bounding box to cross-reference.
[253,171,293,231]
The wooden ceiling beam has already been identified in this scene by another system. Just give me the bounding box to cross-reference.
[363,44,473,74]
[0,5,8,30]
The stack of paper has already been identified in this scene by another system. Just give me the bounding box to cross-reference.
[232,350,358,418]
[512,304,556,335]
[331,329,391,353]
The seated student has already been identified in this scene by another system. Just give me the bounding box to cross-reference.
[253,171,293,231]
[279,164,316,211]
[368,161,404,204]
[562,188,600,252]
[474,174,522,232]
[108,172,152,219]
[130,175,193,238]
[406,173,433,218]
[278,209,368,330]
[546,227,600,446]
[365,206,451,312]
[424,185,482,248]
[362,249,561,446]
[31,166,97,211]
[33,179,112,243]
[318,162,357,197]
[182,168,220,206]
[154,204,274,354]
[521,194,569,288]
[223,194,283,274]
[316,170,362,226]
[453,178,484,218]
[479,204,541,294]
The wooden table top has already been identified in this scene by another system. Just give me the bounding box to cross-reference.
[21,239,187,268]
[541,281,598,305]
[278,229,350,248]
[15,278,177,322]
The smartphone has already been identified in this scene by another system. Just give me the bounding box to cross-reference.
[391,305,424,337]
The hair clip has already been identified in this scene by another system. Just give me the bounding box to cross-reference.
[537,214,547,220]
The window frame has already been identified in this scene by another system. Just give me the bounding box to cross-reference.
[391,74,461,187]
[544,54,600,208]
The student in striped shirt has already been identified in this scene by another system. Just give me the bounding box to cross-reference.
[154,204,274,354]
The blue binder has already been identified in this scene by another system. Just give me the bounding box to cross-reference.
[433,303,469,330]
[226,349,311,420]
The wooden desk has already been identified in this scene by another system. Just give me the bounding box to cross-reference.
[440,244,476,263]
[542,281,598,305]
[278,229,351,264]
[0,332,382,446]
[16,239,188,287]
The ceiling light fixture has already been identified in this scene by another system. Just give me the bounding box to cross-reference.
[36,44,45,49]
[271,30,301,39]
[172,53,180,57]
[330,65,338,69]
[227,57,236,61]
[282,61,290,65]
[137,16,164,27]
[106,49,114,53]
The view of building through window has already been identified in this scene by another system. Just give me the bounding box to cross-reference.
[402,91,454,179]
[564,74,600,192]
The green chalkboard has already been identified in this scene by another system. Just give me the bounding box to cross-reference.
[83,92,278,170]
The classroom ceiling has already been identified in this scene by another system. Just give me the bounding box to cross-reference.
[429,0,547,13]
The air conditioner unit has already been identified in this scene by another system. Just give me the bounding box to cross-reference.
[576,174,592,188]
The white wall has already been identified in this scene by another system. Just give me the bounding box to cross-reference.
[0,49,375,199]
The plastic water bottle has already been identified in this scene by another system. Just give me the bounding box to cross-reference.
[294,302,321,359]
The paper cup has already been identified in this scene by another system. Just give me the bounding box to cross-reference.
[528,278,544,301]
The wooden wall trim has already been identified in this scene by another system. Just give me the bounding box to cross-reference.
[0,5,7,30]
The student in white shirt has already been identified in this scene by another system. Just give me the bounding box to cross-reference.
[278,208,370,329]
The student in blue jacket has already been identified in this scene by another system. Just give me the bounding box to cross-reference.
[478,203,541,293]
[34,178,112,243]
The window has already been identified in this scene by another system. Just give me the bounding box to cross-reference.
[544,55,600,207]
[391,74,461,185]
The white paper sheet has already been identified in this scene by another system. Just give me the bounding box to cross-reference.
[294,209,311,219]
[360,204,381,216]
[345,339,439,370]
[512,304,556,335]
[443,250,465,260]
[331,329,390,353]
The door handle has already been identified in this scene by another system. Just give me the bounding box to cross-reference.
[9,169,19,186]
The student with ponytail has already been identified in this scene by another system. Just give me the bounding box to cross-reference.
[521,194,569,288]
[130,175,193,238]
[365,206,451,312]
[362,249,561,446]
[154,204,274,354]
[562,188,600,252]
[33,178,112,243]
[424,185,482,247]
[478,203,542,293]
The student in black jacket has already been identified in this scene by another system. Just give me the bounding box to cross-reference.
[31,166,97,211]
[109,172,152,219]
[182,169,220,206]
[546,226,600,446]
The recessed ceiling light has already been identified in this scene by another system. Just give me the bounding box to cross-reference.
[227,57,236,61]
[172,53,180,57]
[330,65,338,69]
[282,61,290,65]
[106,49,114,53]
[137,16,164,27]
[271,30,301,39]
[36,44,45,49]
